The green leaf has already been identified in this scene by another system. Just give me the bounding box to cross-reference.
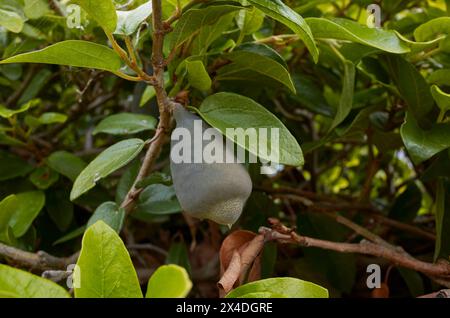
[217,43,295,93]
[145,264,192,298]
[431,85,450,114]
[115,1,152,36]
[226,277,329,298]
[134,184,181,218]
[0,195,18,242]
[236,6,265,35]
[414,17,450,42]
[330,60,355,130]
[0,41,122,74]
[170,4,243,49]
[389,182,422,222]
[37,112,68,125]
[186,59,211,91]
[0,151,33,181]
[0,99,40,118]
[72,0,118,33]
[0,264,70,298]
[0,8,25,33]
[8,191,45,238]
[47,151,87,182]
[398,268,424,298]
[196,92,304,166]
[400,113,450,164]
[247,0,318,62]
[306,18,410,54]
[428,69,450,86]
[87,202,125,233]
[384,55,433,118]
[74,221,142,298]
[434,179,450,261]
[24,0,49,20]
[93,113,156,135]
[29,166,59,190]
[70,139,145,201]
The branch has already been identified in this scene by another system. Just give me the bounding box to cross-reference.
[261,219,450,287]
[0,242,79,271]
[121,0,173,214]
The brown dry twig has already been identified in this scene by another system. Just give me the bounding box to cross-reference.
[261,218,450,288]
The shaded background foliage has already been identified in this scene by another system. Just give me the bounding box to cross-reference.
[0,0,449,298]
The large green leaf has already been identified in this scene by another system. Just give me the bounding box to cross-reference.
[47,151,87,182]
[70,139,145,201]
[0,8,25,33]
[384,55,433,118]
[236,5,265,35]
[434,180,450,261]
[72,0,117,33]
[0,151,33,181]
[87,201,125,233]
[145,264,192,298]
[74,221,142,298]
[93,113,156,135]
[431,85,450,114]
[196,92,303,166]
[414,17,450,42]
[169,4,242,49]
[0,264,70,298]
[226,277,329,298]
[115,1,152,36]
[0,195,17,242]
[8,191,45,238]
[428,69,450,86]
[247,0,318,62]
[0,41,122,74]
[400,113,450,164]
[217,43,295,93]
[306,18,410,54]
[24,0,49,20]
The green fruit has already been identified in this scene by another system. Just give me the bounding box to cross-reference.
[170,104,252,226]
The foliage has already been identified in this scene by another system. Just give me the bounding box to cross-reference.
[0,0,449,298]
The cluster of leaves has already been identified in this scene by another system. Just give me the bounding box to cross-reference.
[0,0,449,297]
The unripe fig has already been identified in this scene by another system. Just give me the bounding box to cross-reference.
[170,104,252,226]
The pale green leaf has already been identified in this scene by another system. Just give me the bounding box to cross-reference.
[0,264,70,298]
[74,221,142,298]
[431,85,450,113]
[115,1,152,36]
[145,264,192,298]
[0,8,25,33]
[414,17,450,42]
